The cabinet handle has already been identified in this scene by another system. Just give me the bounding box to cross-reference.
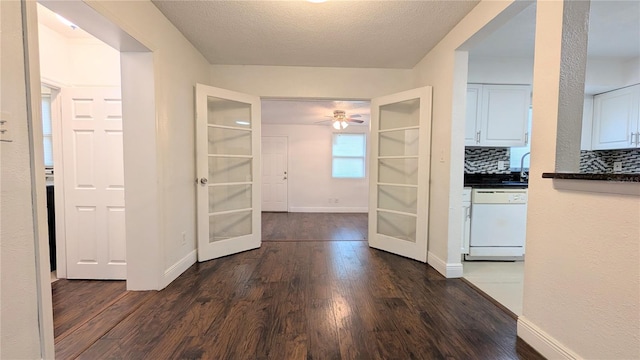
[631,132,635,145]
[637,132,640,147]
[476,130,481,144]
[525,132,529,145]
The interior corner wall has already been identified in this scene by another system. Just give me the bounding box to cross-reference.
[262,124,369,212]
[83,1,210,288]
[210,65,414,99]
[411,0,517,273]
[518,1,640,358]
[38,23,120,87]
[0,1,44,358]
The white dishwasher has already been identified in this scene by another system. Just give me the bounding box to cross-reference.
[466,188,527,260]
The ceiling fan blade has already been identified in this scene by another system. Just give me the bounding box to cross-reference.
[348,114,363,118]
[347,118,365,123]
[314,119,332,124]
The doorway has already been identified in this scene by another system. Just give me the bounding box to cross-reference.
[37,4,126,281]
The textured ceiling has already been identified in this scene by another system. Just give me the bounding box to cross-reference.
[151,0,480,69]
[261,99,370,125]
[469,1,640,59]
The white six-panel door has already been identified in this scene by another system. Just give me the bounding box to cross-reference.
[61,87,126,279]
[195,84,261,262]
[368,87,432,262]
[262,136,288,212]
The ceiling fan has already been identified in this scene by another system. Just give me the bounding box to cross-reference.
[317,110,365,129]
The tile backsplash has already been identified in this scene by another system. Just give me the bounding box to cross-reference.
[580,149,640,174]
[464,148,511,174]
[465,148,640,174]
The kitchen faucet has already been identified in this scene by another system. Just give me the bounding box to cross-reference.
[520,152,531,182]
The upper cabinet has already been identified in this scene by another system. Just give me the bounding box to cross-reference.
[466,84,531,147]
[591,84,640,150]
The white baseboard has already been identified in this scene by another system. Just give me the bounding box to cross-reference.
[427,251,463,278]
[161,250,197,289]
[287,207,368,213]
[517,316,580,359]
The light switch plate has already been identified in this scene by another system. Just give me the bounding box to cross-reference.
[498,161,506,170]
[613,162,622,171]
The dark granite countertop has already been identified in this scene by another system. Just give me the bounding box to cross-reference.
[464,173,528,188]
[542,173,640,182]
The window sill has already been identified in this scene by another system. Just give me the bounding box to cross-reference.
[541,173,640,196]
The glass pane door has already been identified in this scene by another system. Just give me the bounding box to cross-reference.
[196,85,261,262]
[207,97,253,242]
[369,88,432,262]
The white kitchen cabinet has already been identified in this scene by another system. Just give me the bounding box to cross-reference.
[581,96,594,150]
[465,84,531,147]
[591,84,640,150]
[465,85,482,146]
[461,187,471,255]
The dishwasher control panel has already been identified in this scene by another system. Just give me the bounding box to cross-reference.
[472,189,528,204]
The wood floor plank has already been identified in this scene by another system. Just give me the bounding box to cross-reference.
[52,279,126,340]
[54,216,544,360]
[55,291,152,360]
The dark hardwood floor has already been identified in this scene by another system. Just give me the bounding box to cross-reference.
[262,212,368,241]
[53,215,543,359]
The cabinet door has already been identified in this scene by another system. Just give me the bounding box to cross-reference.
[592,85,640,150]
[479,85,530,147]
[465,84,482,146]
[580,96,594,150]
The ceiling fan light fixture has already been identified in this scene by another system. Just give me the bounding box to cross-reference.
[332,119,348,130]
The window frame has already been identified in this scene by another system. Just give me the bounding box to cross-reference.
[331,132,366,179]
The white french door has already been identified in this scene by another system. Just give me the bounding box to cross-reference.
[261,136,288,212]
[368,87,432,262]
[61,87,126,279]
[195,84,261,262]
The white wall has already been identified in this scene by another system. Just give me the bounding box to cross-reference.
[38,24,71,85]
[262,125,368,212]
[468,55,534,84]
[38,23,120,87]
[1,1,46,358]
[585,56,640,95]
[517,1,640,358]
[81,1,211,286]
[210,65,414,99]
[411,0,523,275]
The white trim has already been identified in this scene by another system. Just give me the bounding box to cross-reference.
[287,207,368,213]
[49,86,67,279]
[161,250,197,289]
[551,179,640,196]
[41,76,68,90]
[23,1,56,357]
[517,316,581,360]
[427,251,463,278]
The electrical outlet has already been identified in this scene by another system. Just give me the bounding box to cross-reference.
[613,162,622,172]
[181,231,187,245]
[497,161,506,170]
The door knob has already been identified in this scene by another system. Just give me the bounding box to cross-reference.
[200,177,208,185]
[283,176,287,180]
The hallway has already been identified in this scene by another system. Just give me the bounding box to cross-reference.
[53,239,542,359]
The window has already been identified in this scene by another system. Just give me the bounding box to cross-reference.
[332,133,365,178]
[510,106,532,170]
[42,94,54,167]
